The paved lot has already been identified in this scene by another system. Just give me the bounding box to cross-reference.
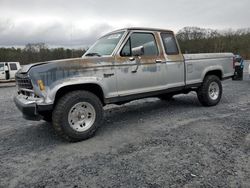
[0,81,16,88]
[0,64,250,188]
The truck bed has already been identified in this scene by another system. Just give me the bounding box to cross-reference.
[183,53,234,85]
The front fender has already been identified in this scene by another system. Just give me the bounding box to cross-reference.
[45,76,106,104]
[27,58,117,104]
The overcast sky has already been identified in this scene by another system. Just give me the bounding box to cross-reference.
[0,0,250,48]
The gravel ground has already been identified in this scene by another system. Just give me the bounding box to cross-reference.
[0,64,250,188]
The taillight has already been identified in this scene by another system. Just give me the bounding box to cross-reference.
[233,57,236,69]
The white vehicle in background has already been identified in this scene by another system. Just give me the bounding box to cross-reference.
[0,62,21,81]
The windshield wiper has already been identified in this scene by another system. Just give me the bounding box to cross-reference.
[85,52,102,57]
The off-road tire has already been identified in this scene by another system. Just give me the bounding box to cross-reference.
[52,90,103,142]
[197,75,222,106]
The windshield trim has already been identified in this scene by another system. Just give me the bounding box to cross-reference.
[82,30,127,58]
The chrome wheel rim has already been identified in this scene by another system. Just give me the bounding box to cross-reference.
[208,82,220,100]
[68,102,96,132]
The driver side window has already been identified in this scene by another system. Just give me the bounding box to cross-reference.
[120,32,158,57]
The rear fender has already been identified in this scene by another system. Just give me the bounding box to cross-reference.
[201,66,223,81]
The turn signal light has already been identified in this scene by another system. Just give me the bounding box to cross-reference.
[37,80,46,91]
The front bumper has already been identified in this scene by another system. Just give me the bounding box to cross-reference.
[14,94,53,121]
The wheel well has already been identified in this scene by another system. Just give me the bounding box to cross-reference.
[204,70,222,80]
[54,84,105,106]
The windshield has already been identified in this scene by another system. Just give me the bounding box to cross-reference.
[84,31,125,57]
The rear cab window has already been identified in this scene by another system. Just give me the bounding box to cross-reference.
[161,33,179,55]
[120,32,159,57]
[10,63,18,70]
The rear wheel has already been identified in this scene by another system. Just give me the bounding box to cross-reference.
[197,75,222,106]
[52,90,103,142]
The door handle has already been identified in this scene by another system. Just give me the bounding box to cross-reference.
[129,57,135,61]
[103,73,115,78]
[155,59,162,63]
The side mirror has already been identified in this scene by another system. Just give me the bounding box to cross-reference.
[132,46,144,57]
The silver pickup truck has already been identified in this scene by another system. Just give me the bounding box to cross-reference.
[14,27,235,141]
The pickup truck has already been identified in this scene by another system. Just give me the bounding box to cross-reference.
[14,27,235,142]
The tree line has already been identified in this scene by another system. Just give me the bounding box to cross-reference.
[176,27,250,59]
[0,43,86,65]
[0,27,249,65]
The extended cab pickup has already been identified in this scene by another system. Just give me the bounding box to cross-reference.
[14,27,235,141]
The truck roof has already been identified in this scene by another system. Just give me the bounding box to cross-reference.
[108,27,174,34]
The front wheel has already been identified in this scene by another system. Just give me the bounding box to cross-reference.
[197,75,222,106]
[52,90,103,142]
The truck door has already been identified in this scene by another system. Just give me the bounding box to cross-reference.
[115,31,165,97]
[0,63,5,80]
[160,32,185,88]
[9,63,18,79]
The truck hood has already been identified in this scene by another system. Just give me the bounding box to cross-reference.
[20,62,48,73]
[20,57,114,73]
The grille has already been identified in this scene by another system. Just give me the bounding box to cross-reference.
[15,73,33,90]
